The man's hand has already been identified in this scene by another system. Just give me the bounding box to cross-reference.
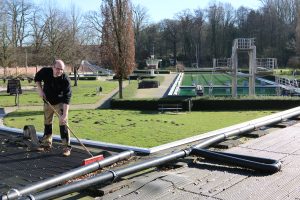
[60,104,70,125]
[36,81,45,99]
[60,114,68,125]
[38,90,45,99]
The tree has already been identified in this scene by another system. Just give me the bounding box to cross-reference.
[132,4,148,65]
[193,8,205,67]
[2,0,33,70]
[43,3,70,62]
[29,7,47,65]
[206,4,224,59]
[67,4,87,86]
[83,9,103,45]
[296,1,300,55]
[258,0,297,65]
[82,8,106,65]
[0,1,13,77]
[6,0,33,48]
[177,10,195,66]
[101,0,135,99]
[161,19,179,66]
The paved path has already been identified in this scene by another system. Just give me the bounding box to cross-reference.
[134,73,177,98]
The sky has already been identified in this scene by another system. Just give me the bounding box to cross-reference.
[35,0,262,22]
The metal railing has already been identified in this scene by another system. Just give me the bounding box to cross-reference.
[235,38,255,49]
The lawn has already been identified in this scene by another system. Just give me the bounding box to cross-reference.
[4,109,276,148]
[1,75,278,148]
[0,80,119,107]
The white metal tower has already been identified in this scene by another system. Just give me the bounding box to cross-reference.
[231,38,256,97]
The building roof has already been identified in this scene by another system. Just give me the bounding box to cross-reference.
[1,118,300,199]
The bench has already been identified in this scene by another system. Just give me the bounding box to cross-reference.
[158,103,183,112]
[7,79,22,95]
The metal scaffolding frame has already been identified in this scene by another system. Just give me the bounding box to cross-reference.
[231,38,256,97]
[213,38,279,97]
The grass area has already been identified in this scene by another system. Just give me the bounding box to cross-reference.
[118,80,138,99]
[114,75,164,99]
[71,80,118,104]
[0,80,118,107]
[4,109,276,148]
[0,74,282,148]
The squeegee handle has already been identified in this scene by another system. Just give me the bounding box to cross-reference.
[43,99,94,157]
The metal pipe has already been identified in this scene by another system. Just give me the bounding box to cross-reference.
[1,150,134,200]
[22,150,191,200]
[191,148,281,173]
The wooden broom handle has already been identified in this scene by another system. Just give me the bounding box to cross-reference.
[43,98,94,157]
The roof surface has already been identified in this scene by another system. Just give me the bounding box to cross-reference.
[1,120,300,199]
[100,121,300,200]
[0,130,112,194]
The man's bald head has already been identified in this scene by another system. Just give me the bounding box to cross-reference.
[53,60,65,77]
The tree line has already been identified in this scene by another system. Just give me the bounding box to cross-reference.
[0,0,299,74]
[135,0,299,68]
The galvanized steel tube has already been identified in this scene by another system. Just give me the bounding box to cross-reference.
[191,148,281,173]
[1,150,134,200]
[22,150,191,200]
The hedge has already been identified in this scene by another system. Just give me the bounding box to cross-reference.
[111,98,300,111]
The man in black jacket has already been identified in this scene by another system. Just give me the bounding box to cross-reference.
[34,60,72,156]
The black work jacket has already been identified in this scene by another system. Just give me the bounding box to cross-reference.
[34,67,72,105]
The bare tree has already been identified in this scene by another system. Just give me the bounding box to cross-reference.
[83,9,103,45]
[2,0,33,70]
[67,4,84,86]
[258,0,297,64]
[132,4,148,64]
[29,7,47,65]
[6,0,32,48]
[161,19,179,66]
[101,0,135,99]
[296,1,300,55]
[177,9,195,66]
[82,8,104,65]
[0,2,13,77]
[193,8,204,67]
[206,3,224,59]
[42,3,70,61]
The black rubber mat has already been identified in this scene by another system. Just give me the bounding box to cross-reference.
[0,130,102,194]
